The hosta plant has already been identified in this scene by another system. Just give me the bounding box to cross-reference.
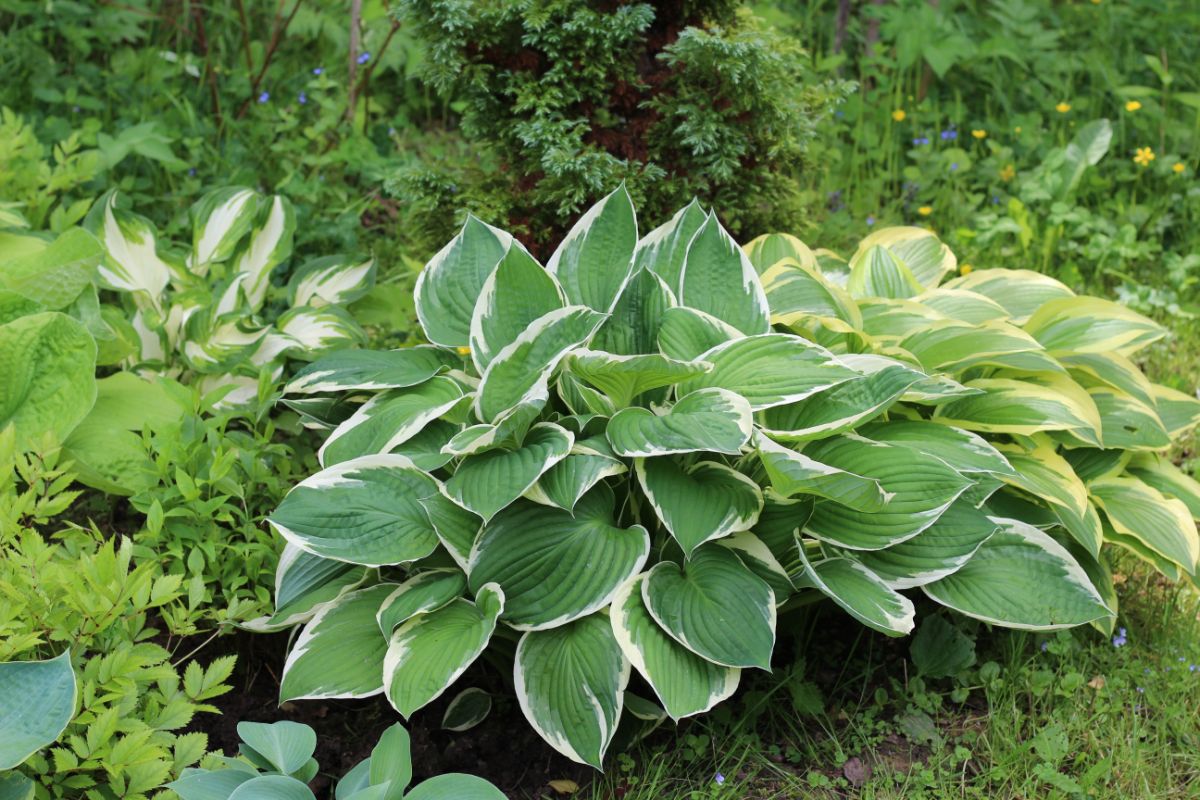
[257,187,1196,769]
[87,187,374,408]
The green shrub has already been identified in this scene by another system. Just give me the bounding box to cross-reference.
[0,108,104,234]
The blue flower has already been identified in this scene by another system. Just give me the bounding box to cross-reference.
[188,168,196,177]
[941,128,958,141]
[258,91,270,104]
[1136,686,1145,694]
[1190,664,1197,672]
[912,137,931,146]
[866,215,876,226]
[357,51,371,65]
[1112,627,1127,647]
[313,67,323,75]
[298,91,307,105]
[1040,641,1049,652]
[715,773,726,785]
[950,162,959,171]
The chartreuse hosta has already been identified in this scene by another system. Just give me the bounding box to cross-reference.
[87,188,373,407]
[257,187,1199,769]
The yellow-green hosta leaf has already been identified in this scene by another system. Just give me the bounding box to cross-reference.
[1089,476,1199,576]
[932,377,1101,443]
[469,243,564,371]
[384,584,503,718]
[1150,383,1200,439]
[445,423,573,521]
[1062,448,1130,483]
[269,455,442,567]
[923,518,1113,630]
[656,306,738,360]
[1057,351,1156,409]
[566,350,711,408]
[760,258,862,334]
[853,500,1000,589]
[743,232,818,275]
[1089,388,1170,450]
[899,319,1060,374]
[857,296,946,339]
[592,266,676,356]
[88,191,173,307]
[852,227,956,289]
[939,268,1074,323]
[606,388,752,457]
[515,613,629,768]
[643,545,775,670]
[998,443,1103,557]
[635,198,706,294]
[636,458,763,557]
[1126,453,1200,520]
[754,434,886,512]
[677,334,858,411]
[377,570,468,635]
[609,574,739,721]
[279,583,395,701]
[0,650,76,770]
[846,244,922,299]
[526,436,627,512]
[318,377,465,466]
[547,185,638,313]
[287,255,375,309]
[1024,297,1165,355]
[284,347,458,395]
[189,187,260,271]
[0,227,104,311]
[415,215,512,348]
[234,195,295,310]
[794,548,915,636]
[914,287,1008,324]
[679,213,771,336]
[467,488,649,629]
[856,419,1016,479]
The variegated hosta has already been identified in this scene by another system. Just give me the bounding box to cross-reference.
[258,188,1190,769]
[86,188,373,408]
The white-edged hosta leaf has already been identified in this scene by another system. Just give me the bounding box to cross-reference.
[249,544,369,630]
[715,531,795,600]
[285,347,456,395]
[384,584,503,718]
[915,287,1008,324]
[1126,453,1200,520]
[1151,383,1200,438]
[679,213,770,335]
[638,198,707,293]
[189,187,259,270]
[441,402,541,458]
[643,545,775,670]
[609,574,739,721]
[743,232,817,275]
[855,419,1016,478]
[754,434,886,511]
[470,243,564,371]
[268,455,442,567]
[853,500,1000,589]
[1090,388,1170,450]
[795,548,914,636]
[999,443,1103,557]
[415,215,511,348]
[445,423,573,521]
[475,306,606,423]
[515,613,629,769]
[677,334,857,411]
[899,319,1056,374]
[419,492,482,570]
[566,350,710,408]
[606,388,752,457]
[557,372,618,417]
[1059,351,1156,409]
[0,650,76,770]
[546,184,638,313]
[1062,448,1131,483]
[846,244,922,299]
[636,458,763,557]
[940,268,1074,323]
[853,227,956,289]
[88,191,172,306]
[287,255,375,309]
[923,518,1113,630]
[857,296,946,339]
[932,377,1101,442]
[275,305,366,357]
[279,583,395,701]
[656,306,739,360]
[467,487,650,630]
[759,258,862,332]
[1089,476,1199,575]
[442,688,493,732]
[377,570,469,635]
[901,372,983,405]
[526,436,627,511]
[234,195,295,310]
[1024,297,1165,355]
[319,377,464,466]
[389,420,460,471]
[591,264,676,356]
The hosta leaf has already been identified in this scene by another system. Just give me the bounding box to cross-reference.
[442,688,493,732]
[1059,351,1156,408]
[415,215,511,348]
[637,199,707,293]
[515,614,629,768]
[1126,453,1200,520]
[754,434,886,511]
[899,320,1057,374]
[251,545,369,630]
[923,518,1113,630]
[470,243,564,371]
[546,184,638,313]
[287,255,375,309]
[285,347,457,395]
[0,651,76,770]
[279,584,395,701]
[610,574,739,721]
[999,444,1103,557]
[418,492,481,570]
[377,570,468,635]
[591,265,675,356]
[445,423,573,521]
[759,258,861,332]
[915,287,1008,324]
[1089,388,1170,450]
[526,436,627,511]
[467,488,650,629]
[857,296,945,339]
[275,305,367,357]
[391,420,460,471]
[234,195,295,310]
[1089,476,1199,575]
[677,334,857,411]
[656,306,738,360]
[678,214,770,335]
[87,192,172,304]
[846,244,923,299]
[1024,297,1164,355]
[0,226,104,310]
[227,776,315,800]
[405,775,506,800]
[855,419,1016,478]
[442,402,541,458]
[189,187,259,270]
[940,268,1074,323]
[795,548,915,636]
[606,388,752,457]
[566,350,711,408]
[854,227,956,288]
[269,455,442,567]
[384,584,503,718]
[643,545,775,670]
[168,770,253,800]
[743,232,817,275]
[932,377,1101,443]
[636,458,763,556]
[854,500,1000,588]
[318,377,464,466]
[1151,384,1200,439]
[236,721,315,775]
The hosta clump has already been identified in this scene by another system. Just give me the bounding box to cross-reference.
[87,188,374,407]
[259,187,1192,769]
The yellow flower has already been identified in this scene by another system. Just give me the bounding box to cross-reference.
[1014,126,1023,134]
[1133,146,1155,167]
[999,164,1016,182]
[960,264,974,275]
[892,109,906,122]
[1173,162,1186,174]
[456,345,471,356]
[1055,102,1072,113]
[971,129,987,139]
[1125,100,1142,112]
[917,206,933,217]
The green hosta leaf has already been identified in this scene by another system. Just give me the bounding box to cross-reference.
[636,458,763,557]
[853,500,1000,588]
[754,434,886,511]
[932,377,1101,443]
[269,455,441,567]
[1024,297,1164,355]
[915,287,1008,324]
[677,334,857,411]
[606,388,752,457]
[526,436,627,511]
[1126,453,1200,520]
[1060,351,1156,408]
[442,688,492,732]
[716,531,795,600]
[795,548,914,636]
[923,518,1113,630]
[279,584,395,701]
[384,584,503,718]
[1089,477,1199,575]
[168,770,253,800]
[405,775,506,800]
[678,214,770,335]
[1000,444,1103,557]
[227,776,316,800]
[377,570,468,635]
[470,243,564,371]
[940,268,1074,323]
[558,372,618,417]
[285,346,456,394]
[442,402,541,458]
[287,255,375,309]
[390,420,460,471]
[189,187,260,270]
[236,721,315,775]
[364,723,412,800]
[414,215,512,348]
[445,423,574,521]
[546,184,638,313]
[637,198,707,293]
[0,226,104,310]
[252,545,368,630]
[475,306,606,422]
[592,265,675,356]
[743,232,818,275]
[566,350,711,408]
[515,614,629,768]
[234,195,295,310]
[1089,389,1170,450]
[0,651,76,769]
[643,545,775,670]
[857,296,945,339]
[0,312,97,452]
[846,244,923,299]
[909,615,976,678]
[609,575,739,721]
[899,320,1056,374]
[759,258,862,332]
[318,377,464,466]
[419,492,482,570]
[855,419,1016,478]
[467,488,650,629]
[657,306,738,360]
[1151,384,1200,439]
[855,227,957,288]
[88,192,172,305]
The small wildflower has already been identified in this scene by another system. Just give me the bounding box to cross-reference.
[188,168,197,177]
[892,109,906,122]
[950,162,959,172]
[72,104,80,113]
[1000,164,1016,182]
[912,137,931,146]
[1125,100,1142,112]
[298,91,307,105]
[1190,664,1197,672]
[715,773,726,785]
[357,51,371,65]
[971,129,987,139]
[940,128,958,141]
[991,194,1001,205]
[1133,146,1155,167]
[1056,102,1072,113]
[1136,686,1145,694]
[1173,162,1186,174]
[835,109,845,118]
[917,206,933,217]
[456,346,471,356]
[961,263,973,275]
[1014,126,1022,133]
[1112,627,1128,647]
[312,66,323,75]
[1040,641,1049,652]
[258,91,270,103]
[866,215,876,227]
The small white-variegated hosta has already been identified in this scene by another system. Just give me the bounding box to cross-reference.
[258,186,1198,769]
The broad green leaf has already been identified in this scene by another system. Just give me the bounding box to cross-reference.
[251,545,368,630]
[189,187,260,270]
[999,443,1103,557]
[470,243,564,371]
[442,402,541,458]
[0,227,103,310]
[274,305,367,357]
[846,244,923,299]
[1059,351,1155,409]
[795,548,914,636]
[909,615,976,678]
[318,377,464,466]
[87,192,172,305]
[759,258,862,332]
[656,306,738,360]
[932,377,1101,442]
[566,350,710,408]
[0,651,76,769]
[754,434,886,511]
[418,492,482,570]
[467,488,650,629]
[368,723,412,800]
[609,575,739,721]
[743,232,817,275]
[377,570,468,635]
[227,776,316,800]
[643,545,775,670]
[405,775,506,800]
[445,423,573,521]
[1025,297,1165,356]
[679,214,770,335]
[637,199,707,292]
[636,458,763,557]
[854,500,1000,588]
[1152,383,1200,438]
[715,531,795,600]
[1126,453,1200,520]
[853,227,956,289]
[855,419,1016,478]
[287,255,375,309]
[515,614,629,768]
[914,287,1008,324]
[526,436,627,511]
[236,721,315,775]
[1062,448,1130,483]
[923,518,1113,630]
[415,215,512,348]
[857,296,945,339]
[899,320,1057,374]
[1089,477,1199,575]
[285,347,456,394]
[546,184,638,313]
[940,268,1074,323]
[234,195,295,310]
[167,770,253,800]
[606,388,752,457]
[591,265,675,356]
[384,584,503,718]
[442,688,492,732]
[1090,389,1170,450]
